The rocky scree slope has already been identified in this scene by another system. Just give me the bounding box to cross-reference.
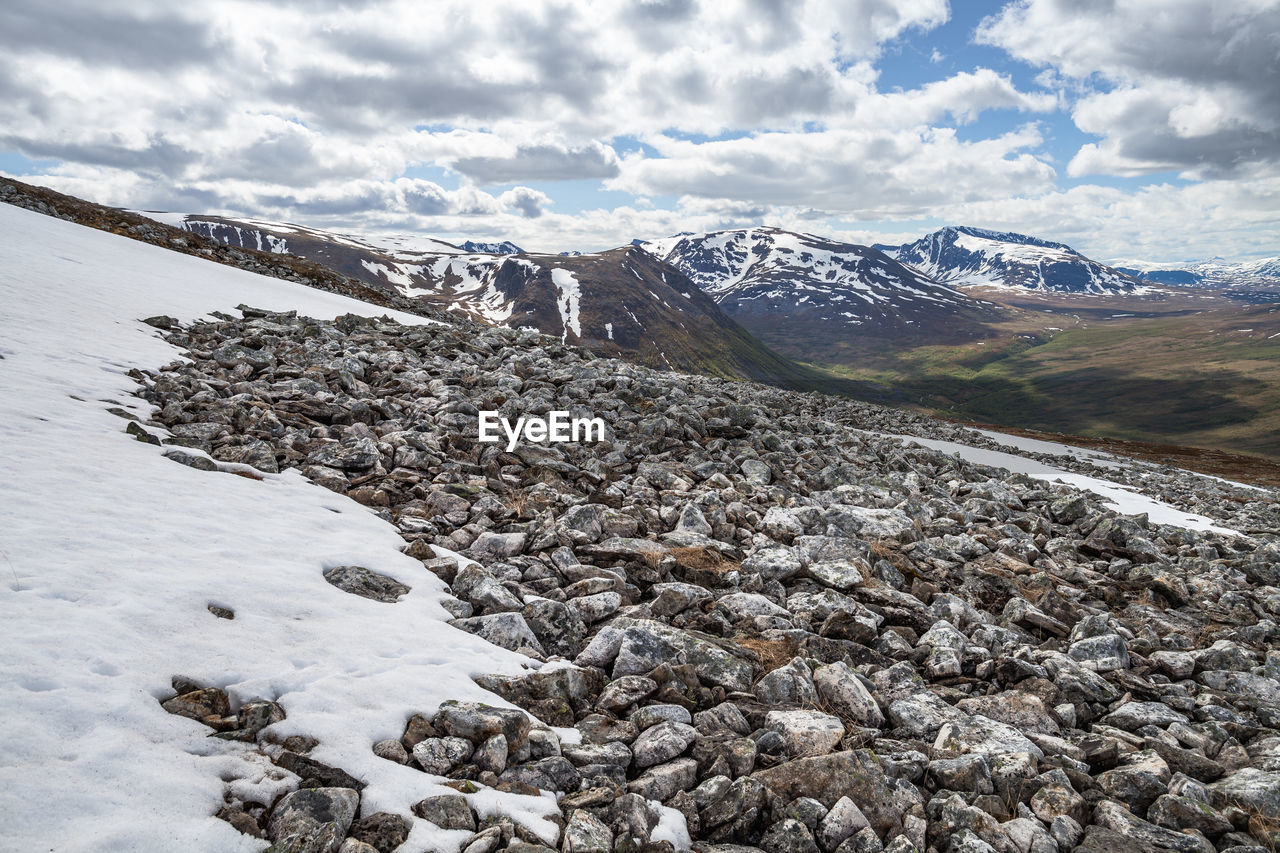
[125,305,1280,853]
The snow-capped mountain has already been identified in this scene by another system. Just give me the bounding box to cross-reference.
[175,215,808,383]
[885,226,1143,294]
[639,226,980,328]
[458,239,523,255]
[1114,256,1280,289]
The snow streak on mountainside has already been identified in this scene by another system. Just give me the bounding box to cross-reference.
[640,227,975,327]
[886,226,1143,294]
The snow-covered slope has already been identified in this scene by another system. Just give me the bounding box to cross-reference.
[0,203,560,850]
[640,226,976,327]
[886,226,1142,294]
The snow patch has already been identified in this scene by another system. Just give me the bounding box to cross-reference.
[550,267,581,342]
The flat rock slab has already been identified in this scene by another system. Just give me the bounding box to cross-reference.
[322,565,410,603]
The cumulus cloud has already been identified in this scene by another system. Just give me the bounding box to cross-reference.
[2,0,1274,261]
[977,0,1280,178]
[611,124,1056,216]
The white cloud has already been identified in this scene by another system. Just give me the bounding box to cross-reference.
[977,0,1280,178]
[610,123,1055,216]
[1,0,1275,262]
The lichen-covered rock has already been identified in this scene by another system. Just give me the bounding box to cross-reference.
[266,788,359,853]
[321,565,410,603]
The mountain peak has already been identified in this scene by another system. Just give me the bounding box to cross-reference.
[889,227,1136,294]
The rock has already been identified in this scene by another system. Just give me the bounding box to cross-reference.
[743,548,805,582]
[474,666,603,727]
[274,752,365,791]
[500,756,580,792]
[760,818,820,853]
[412,736,473,775]
[886,692,967,739]
[628,757,699,801]
[434,700,532,751]
[1150,651,1197,680]
[473,733,509,774]
[955,691,1059,736]
[522,598,587,657]
[452,612,547,656]
[597,676,658,714]
[1030,783,1084,824]
[755,657,818,707]
[566,591,622,624]
[321,565,410,603]
[632,721,699,769]
[348,812,410,853]
[752,750,908,834]
[337,841,379,853]
[373,732,407,758]
[162,687,230,724]
[630,704,693,730]
[1091,800,1216,852]
[806,561,865,591]
[412,794,476,830]
[562,809,614,853]
[610,619,755,692]
[1067,633,1130,672]
[933,715,1044,760]
[927,755,993,795]
[765,710,845,758]
[817,797,870,851]
[1146,794,1233,836]
[650,582,714,617]
[812,662,883,729]
[462,826,504,853]
[1208,768,1280,821]
[1101,702,1189,732]
[467,531,527,559]
[267,788,359,852]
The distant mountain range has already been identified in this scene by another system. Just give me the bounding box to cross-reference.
[4,173,1276,456]
[1112,256,1280,288]
[173,215,819,386]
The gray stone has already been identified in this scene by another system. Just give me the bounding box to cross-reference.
[760,818,819,853]
[632,721,698,769]
[434,700,532,751]
[817,796,870,851]
[267,788,359,852]
[562,809,614,853]
[765,710,845,758]
[627,757,699,801]
[451,612,546,656]
[412,736,473,775]
[322,565,409,603]
[755,657,818,707]
[412,794,476,830]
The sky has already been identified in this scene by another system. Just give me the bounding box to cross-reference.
[2,0,1277,262]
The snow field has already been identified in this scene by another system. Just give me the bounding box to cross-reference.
[0,204,563,851]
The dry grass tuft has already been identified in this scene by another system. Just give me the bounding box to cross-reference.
[504,489,532,518]
[670,546,739,575]
[737,635,796,675]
